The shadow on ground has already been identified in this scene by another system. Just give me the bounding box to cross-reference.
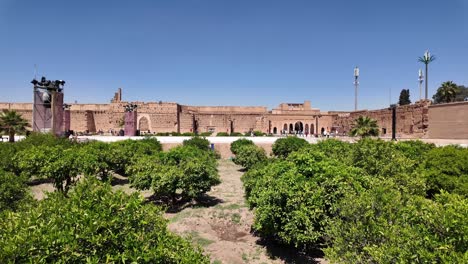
[110,176,129,186]
[27,178,54,186]
[146,193,224,213]
[256,236,325,264]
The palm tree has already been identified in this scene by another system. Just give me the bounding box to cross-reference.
[418,50,436,100]
[0,110,29,142]
[349,116,379,138]
[433,81,460,103]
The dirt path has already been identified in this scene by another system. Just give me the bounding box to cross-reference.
[167,160,328,264]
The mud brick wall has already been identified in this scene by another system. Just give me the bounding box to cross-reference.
[0,103,33,127]
[138,102,179,133]
[194,114,230,134]
[332,100,431,138]
[4,96,468,140]
[428,101,468,139]
[69,111,88,132]
[230,114,266,134]
[179,112,195,133]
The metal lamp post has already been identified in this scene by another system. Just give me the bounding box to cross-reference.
[418,69,424,101]
[354,67,359,111]
[390,104,397,141]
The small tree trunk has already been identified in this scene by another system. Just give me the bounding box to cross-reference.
[8,129,15,143]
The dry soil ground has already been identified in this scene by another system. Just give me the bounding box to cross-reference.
[166,160,328,264]
[30,160,328,264]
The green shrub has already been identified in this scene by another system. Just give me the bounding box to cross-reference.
[271,137,309,158]
[243,149,367,248]
[17,132,72,148]
[243,137,467,260]
[395,140,436,163]
[313,139,353,164]
[232,145,267,170]
[352,138,416,178]
[0,170,32,212]
[128,146,220,202]
[0,142,18,172]
[420,145,468,198]
[109,138,162,175]
[230,132,243,136]
[351,138,427,196]
[15,145,80,194]
[183,136,210,151]
[216,132,229,136]
[156,132,170,136]
[325,180,468,263]
[0,177,209,263]
[253,131,265,136]
[230,138,254,155]
[77,141,113,181]
[14,145,49,180]
[199,132,212,137]
[182,132,195,136]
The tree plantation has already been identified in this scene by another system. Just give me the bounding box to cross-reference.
[0,134,467,263]
[0,134,218,263]
[233,138,468,263]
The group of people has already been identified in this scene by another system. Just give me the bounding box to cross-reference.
[279,129,335,138]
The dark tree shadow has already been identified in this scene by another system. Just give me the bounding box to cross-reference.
[110,176,129,186]
[145,193,224,213]
[27,178,54,186]
[255,235,325,264]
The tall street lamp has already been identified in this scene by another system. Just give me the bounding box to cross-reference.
[390,104,397,141]
[354,66,359,111]
[418,50,435,100]
[418,69,424,101]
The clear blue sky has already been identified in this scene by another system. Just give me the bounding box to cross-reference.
[1,0,467,111]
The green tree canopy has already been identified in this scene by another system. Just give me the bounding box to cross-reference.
[0,177,209,263]
[0,110,29,142]
[271,137,309,158]
[454,85,468,102]
[230,138,254,155]
[232,144,267,170]
[349,116,379,138]
[433,81,460,104]
[398,89,411,105]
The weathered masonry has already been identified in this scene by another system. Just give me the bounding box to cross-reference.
[1,88,468,139]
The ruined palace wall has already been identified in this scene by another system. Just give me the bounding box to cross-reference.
[332,101,431,138]
[69,104,110,111]
[0,103,33,127]
[69,111,88,132]
[0,103,32,130]
[268,114,334,134]
[179,112,194,133]
[135,102,179,133]
[0,103,33,111]
[191,113,268,134]
[428,101,468,139]
[182,105,268,114]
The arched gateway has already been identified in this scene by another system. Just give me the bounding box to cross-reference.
[138,116,150,131]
